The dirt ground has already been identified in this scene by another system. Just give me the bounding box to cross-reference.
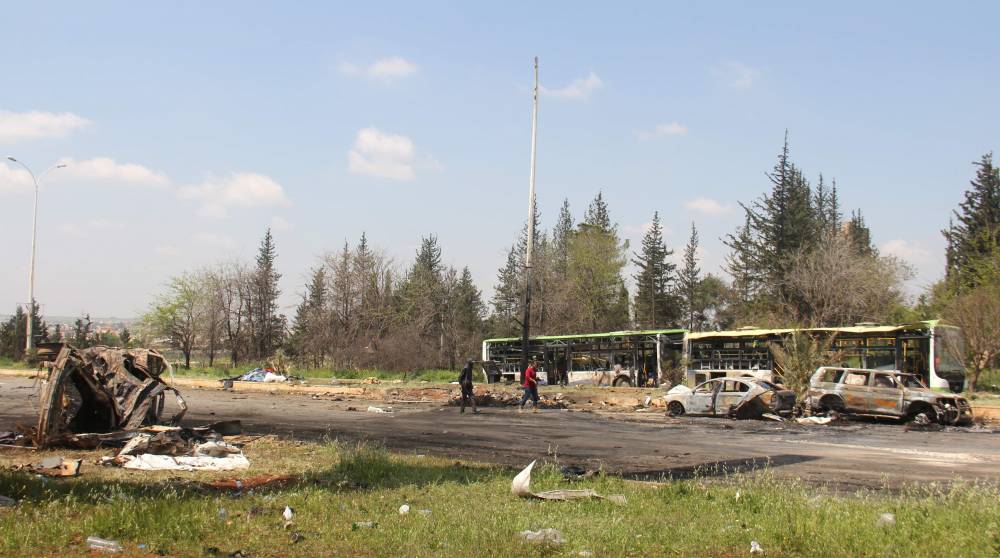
[3,375,1000,491]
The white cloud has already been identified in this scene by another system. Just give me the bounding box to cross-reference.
[55,157,169,188]
[338,56,419,82]
[637,122,688,140]
[192,232,236,249]
[0,161,33,194]
[270,216,293,232]
[58,218,126,237]
[155,245,178,257]
[348,127,428,181]
[881,239,932,264]
[684,197,734,216]
[0,110,90,142]
[712,61,761,89]
[540,71,603,100]
[179,172,291,218]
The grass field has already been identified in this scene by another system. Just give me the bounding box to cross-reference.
[0,439,996,557]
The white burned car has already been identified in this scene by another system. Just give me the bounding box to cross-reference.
[663,377,796,419]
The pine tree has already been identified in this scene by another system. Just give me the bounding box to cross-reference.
[552,198,574,277]
[631,212,676,329]
[724,213,758,308]
[679,222,701,330]
[583,191,614,233]
[252,228,283,358]
[943,152,1000,286]
[846,209,875,256]
[490,246,521,337]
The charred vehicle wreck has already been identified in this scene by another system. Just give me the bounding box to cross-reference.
[663,377,796,419]
[33,343,187,448]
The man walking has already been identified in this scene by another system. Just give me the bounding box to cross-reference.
[459,360,479,414]
[519,358,540,412]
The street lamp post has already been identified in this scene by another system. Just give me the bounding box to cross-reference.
[6,157,66,354]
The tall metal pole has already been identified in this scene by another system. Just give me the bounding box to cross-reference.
[520,57,539,382]
[7,157,65,354]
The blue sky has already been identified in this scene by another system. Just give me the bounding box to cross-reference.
[1,1,997,318]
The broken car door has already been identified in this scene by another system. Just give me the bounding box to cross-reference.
[686,380,719,415]
[870,372,904,415]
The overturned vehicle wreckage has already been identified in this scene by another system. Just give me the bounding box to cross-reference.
[34,343,187,448]
[663,377,796,419]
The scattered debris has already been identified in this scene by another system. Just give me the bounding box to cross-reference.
[578,551,594,557]
[19,456,82,477]
[283,506,294,522]
[0,495,16,507]
[512,461,625,503]
[34,343,187,448]
[750,540,764,554]
[417,509,432,516]
[761,413,784,422]
[361,377,382,385]
[398,504,410,515]
[877,512,896,528]
[518,528,564,545]
[352,521,377,530]
[86,536,123,553]
[88,424,251,472]
[366,406,391,414]
[449,390,568,409]
[204,475,296,491]
[796,416,834,426]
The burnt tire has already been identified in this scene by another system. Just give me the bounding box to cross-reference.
[667,401,685,417]
[612,376,633,387]
[818,395,845,414]
[907,404,938,424]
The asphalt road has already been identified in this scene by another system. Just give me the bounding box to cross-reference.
[3,376,999,490]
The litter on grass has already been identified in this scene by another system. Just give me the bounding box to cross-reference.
[511,460,626,503]
[518,528,565,545]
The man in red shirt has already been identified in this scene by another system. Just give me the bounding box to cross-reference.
[519,358,540,412]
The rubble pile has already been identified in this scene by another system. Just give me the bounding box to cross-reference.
[448,390,569,409]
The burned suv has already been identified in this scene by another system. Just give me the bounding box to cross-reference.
[806,367,972,425]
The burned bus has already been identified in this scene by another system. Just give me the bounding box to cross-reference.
[482,329,686,387]
[684,321,966,392]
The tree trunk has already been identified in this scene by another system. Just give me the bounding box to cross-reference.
[184,350,191,370]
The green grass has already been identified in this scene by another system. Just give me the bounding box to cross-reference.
[169,365,459,384]
[0,357,29,370]
[0,440,997,557]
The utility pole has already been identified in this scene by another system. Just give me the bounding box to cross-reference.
[520,57,539,383]
[6,157,66,354]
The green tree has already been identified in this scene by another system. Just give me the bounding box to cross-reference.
[678,222,701,330]
[143,276,201,368]
[942,152,1000,288]
[119,327,132,348]
[288,266,328,367]
[73,314,93,348]
[632,212,676,329]
[251,228,283,359]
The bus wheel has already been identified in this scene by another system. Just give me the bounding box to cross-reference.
[948,381,964,394]
[612,376,632,387]
[667,401,685,417]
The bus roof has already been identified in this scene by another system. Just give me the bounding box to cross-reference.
[686,320,945,340]
[483,328,687,344]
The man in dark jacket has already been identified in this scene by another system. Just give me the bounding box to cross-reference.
[459,360,479,414]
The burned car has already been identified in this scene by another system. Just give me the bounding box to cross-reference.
[663,377,796,419]
[34,343,187,447]
[805,367,972,425]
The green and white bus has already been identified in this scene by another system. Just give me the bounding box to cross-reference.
[482,329,687,387]
[685,320,966,392]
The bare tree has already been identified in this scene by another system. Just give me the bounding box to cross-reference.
[944,284,1000,392]
[782,232,911,327]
